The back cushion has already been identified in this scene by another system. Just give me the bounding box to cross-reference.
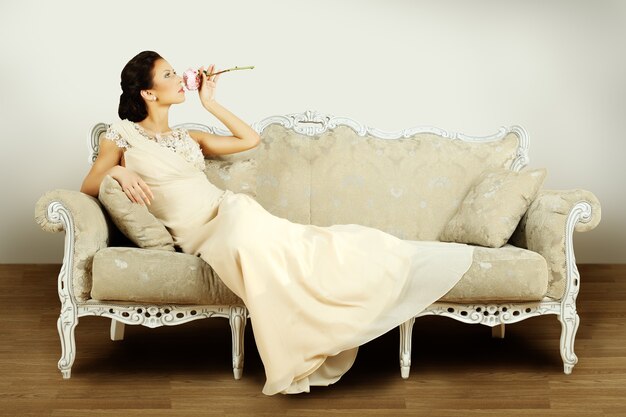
[203,148,259,199]
[255,124,316,224]
[308,126,520,240]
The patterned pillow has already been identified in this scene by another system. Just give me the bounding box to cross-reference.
[98,175,176,251]
[203,146,258,198]
[440,167,547,248]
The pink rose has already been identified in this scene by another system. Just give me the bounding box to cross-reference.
[182,65,255,91]
[182,68,201,91]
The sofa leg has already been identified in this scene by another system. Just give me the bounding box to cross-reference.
[229,305,247,380]
[57,309,78,379]
[491,323,505,339]
[399,317,416,379]
[110,319,126,341]
[558,310,580,374]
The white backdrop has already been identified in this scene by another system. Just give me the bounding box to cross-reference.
[1,0,624,263]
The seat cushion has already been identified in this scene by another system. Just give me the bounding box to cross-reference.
[91,245,547,306]
[91,247,242,305]
[440,244,549,303]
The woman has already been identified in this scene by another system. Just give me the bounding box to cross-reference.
[81,50,475,396]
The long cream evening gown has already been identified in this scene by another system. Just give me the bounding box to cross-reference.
[105,119,475,395]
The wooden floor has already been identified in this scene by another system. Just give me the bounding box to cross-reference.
[1,264,625,417]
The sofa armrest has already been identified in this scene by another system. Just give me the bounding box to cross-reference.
[35,189,111,301]
[509,189,601,300]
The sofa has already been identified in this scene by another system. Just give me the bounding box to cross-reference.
[35,109,601,380]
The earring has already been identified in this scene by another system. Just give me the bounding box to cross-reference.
[152,96,157,101]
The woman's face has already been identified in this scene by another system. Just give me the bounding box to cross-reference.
[145,58,185,105]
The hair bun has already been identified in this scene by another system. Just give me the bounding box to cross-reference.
[117,50,162,122]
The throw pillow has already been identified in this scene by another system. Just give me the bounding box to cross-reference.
[440,167,547,248]
[98,175,176,251]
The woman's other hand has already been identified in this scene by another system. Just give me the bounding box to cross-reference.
[108,165,154,205]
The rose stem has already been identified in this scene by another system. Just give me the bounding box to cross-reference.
[202,66,255,77]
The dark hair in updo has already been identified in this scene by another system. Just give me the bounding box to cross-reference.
[118,50,163,122]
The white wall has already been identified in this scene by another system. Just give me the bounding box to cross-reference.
[1,0,624,263]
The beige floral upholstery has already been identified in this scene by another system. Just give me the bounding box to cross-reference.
[98,175,176,252]
[34,121,601,306]
[440,167,547,248]
[35,190,109,301]
[90,243,548,304]
[204,146,259,199]
[510,189,602,299]
[254,124,314,224]
[440,244,548,302]
[254,125,520,240]
[91,247,242,305]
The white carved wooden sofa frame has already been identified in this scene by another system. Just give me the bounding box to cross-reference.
[37,110,598,381]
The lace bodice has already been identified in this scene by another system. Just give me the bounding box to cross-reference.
[104,122,206,171]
